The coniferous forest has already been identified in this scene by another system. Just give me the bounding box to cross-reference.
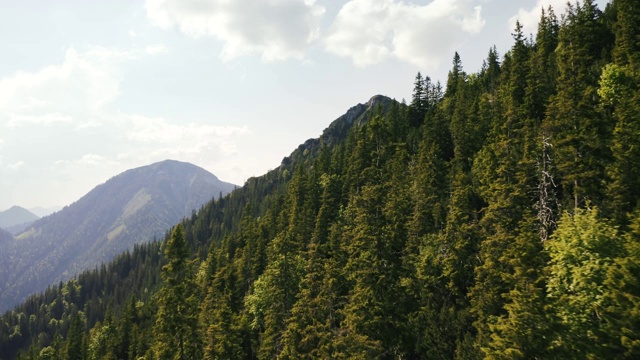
[2,0,640,358]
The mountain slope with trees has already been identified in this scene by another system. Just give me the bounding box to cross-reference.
[0,206,40,232]
[2,0,639,358]
[0,160,236,313]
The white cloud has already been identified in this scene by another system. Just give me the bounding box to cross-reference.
[145,44,168,55]
[74,118,102,131]
[7,161,25,170]
[0,48,121,117]
[19,97,51,110]
[80,154,104,166]
[125,114,249,156]
[0,45,167,130]
[83,46,140,61]
[53,154,119,173]
[8,113,73,127]
[145,0,325,62]
[54,160,72,166]
[324,0,485,69]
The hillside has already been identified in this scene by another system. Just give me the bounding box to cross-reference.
[0,93,394,359]
[0,160,236,312]
[0,206,39,230]
[2,1,640,359]
[28,206,62,218]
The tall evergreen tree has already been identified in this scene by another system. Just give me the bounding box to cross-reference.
[545,0,612,210]
[481,46,501,93]
[446,52,464,98]
[470,20,536,353]
[602,0,640,224]
[65,311,83,360]
[409,72,427,127]
[280,173,346,359]
[546,208,623,358]
[604,211,640,357]
[153,224,201,360]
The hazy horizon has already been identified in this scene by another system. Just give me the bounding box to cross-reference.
[0,0,610,209]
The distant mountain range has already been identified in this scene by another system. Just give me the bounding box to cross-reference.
[0,159,236,312]
[29,206,62,218]
[0,206,40,230]
[0,206,63,235]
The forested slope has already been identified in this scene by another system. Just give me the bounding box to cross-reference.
[2,0,640,358]
[0,160,236,313]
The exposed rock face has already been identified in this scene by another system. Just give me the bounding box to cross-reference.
[280,95,395,168]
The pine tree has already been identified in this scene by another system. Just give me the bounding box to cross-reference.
[446,52,464,98]
[612,0,640,66]
[545,0,612,210]
[525,7,559,123]
[279,172,345,359]
[117,296,137,360]
[65,311,83,360]
[470,20,534,353]
[153,224,201,360]
[201,291,245,360]
[482,219,549,359]
[409,106,451,238]
[602,0,640,224]
[546,208,623,358]
[604,211,640,357]
[481,46,501,93]
[409,72,427,127]
[88,316,117,360]
[336,116,413,358]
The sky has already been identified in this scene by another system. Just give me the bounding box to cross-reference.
[0,0,610,211]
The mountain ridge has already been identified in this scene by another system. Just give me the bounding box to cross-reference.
[28,206,62,218]
[0,159,236,312]
[0,206,39,230]
[279,94,393,170]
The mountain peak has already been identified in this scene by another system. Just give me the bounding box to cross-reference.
[279,95,399,170]
[0,206,39,229]
[0,161,237,312]
[366,94,392,107]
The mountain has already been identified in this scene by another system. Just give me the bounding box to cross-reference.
[0,94,397,357]
[0,159,236,312]
[3,3,639,357]
[0,206,39,229]
[0,228,15,298]
[28,206,62,218]
[280,94,393,170]
[0,227,13,244]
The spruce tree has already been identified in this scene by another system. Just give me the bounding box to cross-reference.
[545,0,611,210]
[603,0,640,224]
[546,208,623,358]
[409,72,427,127]
[280,173,345,359]
[153,224,201,360]
[604,211,640,357]
[65,311,83,360]
[470,20,536,354]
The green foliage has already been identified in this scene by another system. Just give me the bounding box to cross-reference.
[153,224,202,360]
[545,0,613,209]
[3,2,640,359]
[604,211,640,357]
[546,208,622,358]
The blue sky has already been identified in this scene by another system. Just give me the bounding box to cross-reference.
[0,0,609,210]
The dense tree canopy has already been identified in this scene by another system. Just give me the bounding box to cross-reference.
[2,1,640,359]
